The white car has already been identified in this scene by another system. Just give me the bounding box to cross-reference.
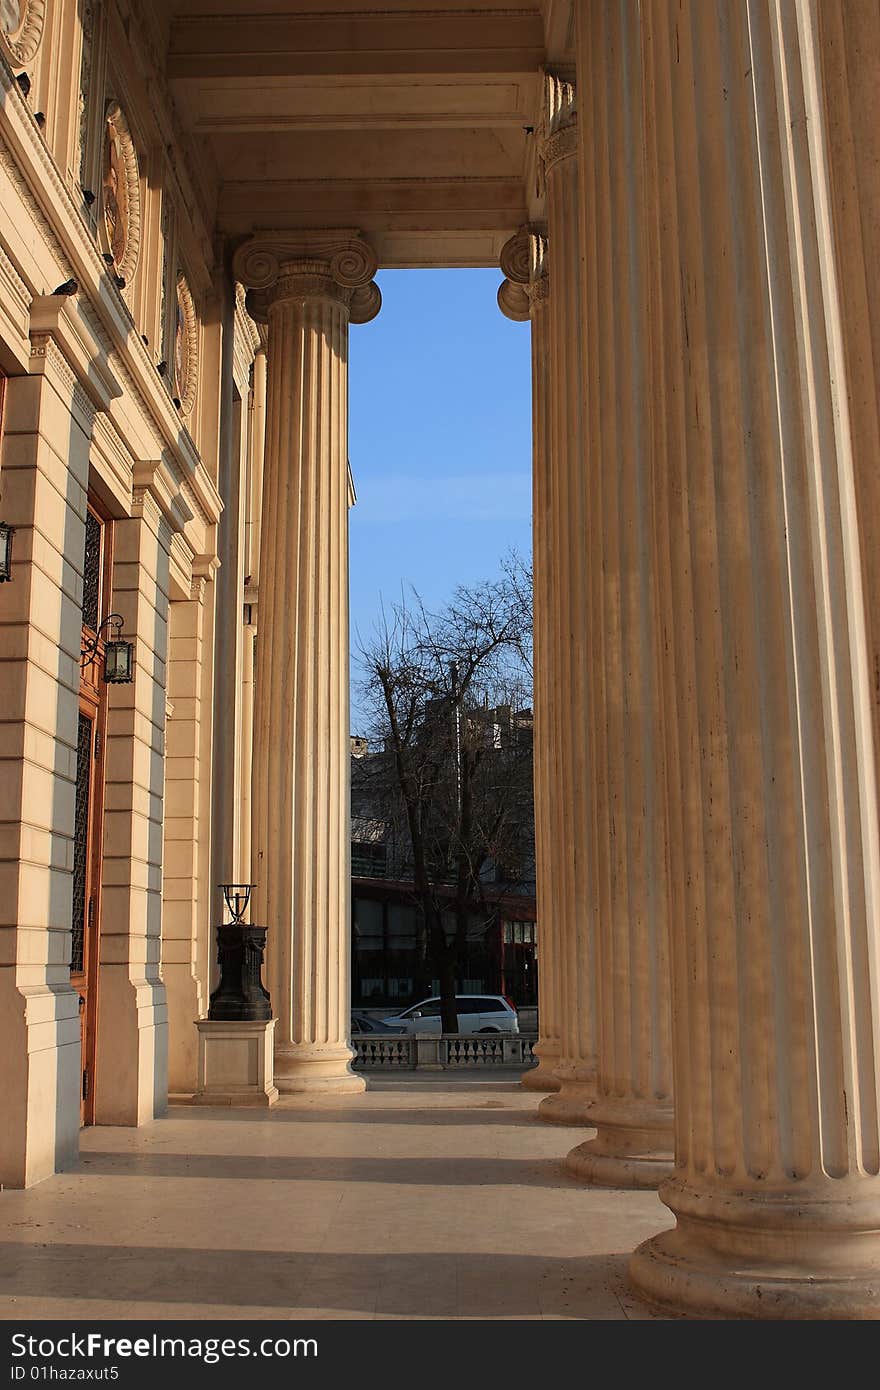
[382,994,519,1035]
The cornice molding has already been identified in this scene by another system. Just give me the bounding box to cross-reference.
[133,457,197,538]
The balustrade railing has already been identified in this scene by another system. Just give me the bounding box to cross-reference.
[350,1032,538,1070]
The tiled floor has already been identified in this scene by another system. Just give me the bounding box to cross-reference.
[0,1075,672,1319]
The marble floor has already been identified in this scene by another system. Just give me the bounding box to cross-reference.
[0,1075,672,1320]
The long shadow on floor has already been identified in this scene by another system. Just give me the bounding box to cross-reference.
[78,1153,579,1187]
[0,1243,653,1318]
[174,1107,564,1128]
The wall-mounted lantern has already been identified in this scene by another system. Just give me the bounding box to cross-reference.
[0,521,14,582]
[81,612,135,683]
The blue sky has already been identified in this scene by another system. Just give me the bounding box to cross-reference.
[348,267,533,731]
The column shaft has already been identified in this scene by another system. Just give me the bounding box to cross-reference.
[0,355,85,1184]
[236,236,380,1094]
[162,582,209,1094]
[535,90,599,1126]
[499,232,561,1094]
[566,0,674,1188]
[524,260,561,1093]
[98,491,170,1125]
[625,0,880,1316]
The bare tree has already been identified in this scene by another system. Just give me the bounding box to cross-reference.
[355,559,533,1033]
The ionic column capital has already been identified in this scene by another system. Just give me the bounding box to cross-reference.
[232,231,381,324]
[539,70,578,173]
[497,226,549,322]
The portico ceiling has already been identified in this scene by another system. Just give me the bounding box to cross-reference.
[162,0,571,266]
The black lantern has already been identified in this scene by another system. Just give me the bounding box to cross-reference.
[222,884,252,923]
[104,634,135,683]
[0,521,14,582]
[208,882,272,1022]
[81,613,135,683]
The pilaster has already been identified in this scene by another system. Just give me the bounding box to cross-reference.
[162,573,209,1095]
[96,487,170,1125]
[0,342,91,1185]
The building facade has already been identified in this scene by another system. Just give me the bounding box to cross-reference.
[1,0,880,1320]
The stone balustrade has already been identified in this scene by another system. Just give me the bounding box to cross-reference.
[351,1033,538,1071]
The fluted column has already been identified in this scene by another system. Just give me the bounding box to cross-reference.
[232,232,380,1093]
[610,0,880,1316]
[565,4,674,1188]
[533,79,598,1126]
[498,229,559,1093]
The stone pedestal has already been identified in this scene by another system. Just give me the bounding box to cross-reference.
[233,233,381,1095]
[194,1019,278,1107]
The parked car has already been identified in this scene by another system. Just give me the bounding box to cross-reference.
[350,1010,406,1035]
[381,995,519,1035]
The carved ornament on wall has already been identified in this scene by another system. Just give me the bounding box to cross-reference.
[174,272,199,416]
[101,101,141,286]
[0,0,46,67]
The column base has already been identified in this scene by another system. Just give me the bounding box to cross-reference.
[565,1098,674,1189]
[520,1041,562,1092]
[537,1063,596,1125]
[275,1042,367,1094]
[629,1177,880,1319]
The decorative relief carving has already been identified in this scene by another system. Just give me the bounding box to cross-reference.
[234,280,262,354]
[527,271,550,310]
[232,232,381,324]
[101,101,141,286]
[0,0,46,66]
[174,272,199,416]
[329,241,378,288]
[0,241,29,305]
[30,332,75,391]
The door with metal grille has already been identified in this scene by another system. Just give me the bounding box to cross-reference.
[72,503,111,1125]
